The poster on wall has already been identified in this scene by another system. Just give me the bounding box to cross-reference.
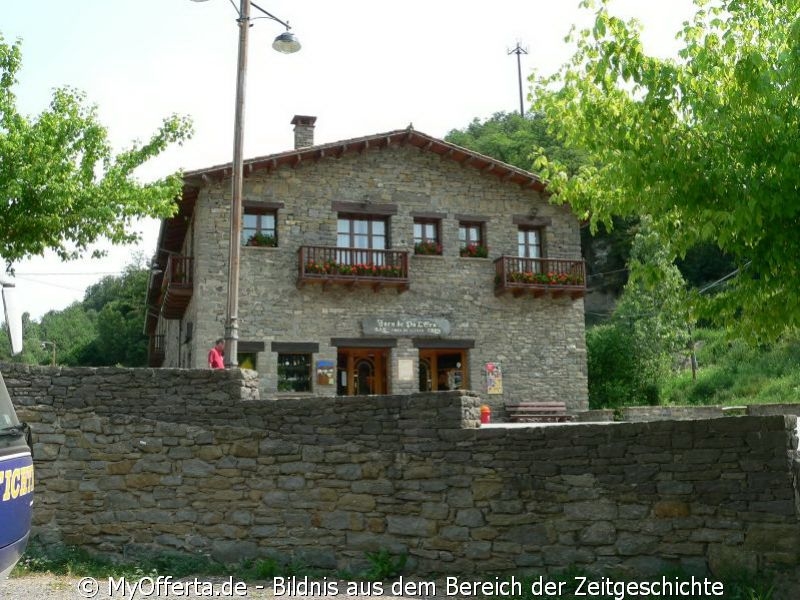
[316,360,335,385]
[486,362,503,395]
[397,359,414,382]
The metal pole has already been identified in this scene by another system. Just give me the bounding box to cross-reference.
[224,0,250,368]
[508,43,528,116]
[516,49,524,116]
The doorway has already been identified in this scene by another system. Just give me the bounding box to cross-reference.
[337,348,389,395]
[419,349,468,392]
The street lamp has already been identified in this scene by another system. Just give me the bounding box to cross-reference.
[191,0,300,368]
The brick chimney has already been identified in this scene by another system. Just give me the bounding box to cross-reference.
[291,115,316,149]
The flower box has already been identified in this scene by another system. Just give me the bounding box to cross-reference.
[414,241,442,255]
[460,244,489,258]
[304,260,404,278]
[245,233,277,247]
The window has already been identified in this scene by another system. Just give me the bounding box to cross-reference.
[413,219,441,255]
[518,228,543,259]
[277,354,312,392]
[458,222,487,257]
[418,349,468,392]
[337,215,387,264]
[242,208,277,247]
[337,216,387,249]
[238,353,258,370]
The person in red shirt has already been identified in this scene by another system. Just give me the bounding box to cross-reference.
[208,338,225,369]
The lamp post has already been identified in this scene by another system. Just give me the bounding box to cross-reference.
[41,341,56,367]
[191,0,300,368]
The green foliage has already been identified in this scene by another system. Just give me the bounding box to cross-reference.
[587,323,661,408]
[13,541,314,581]
[80,262,150,366]
[661,328,800,406]
[675,243,736,290]
[581,215,637,304]
[445,111,585,174]
[587,222,690,408]
[532,0,800,340]
[0,34,192,267]
[0,259,150,366]
[39,304,97,365]
[361,549,406,581]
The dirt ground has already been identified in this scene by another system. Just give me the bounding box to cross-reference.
[4,574,448,599]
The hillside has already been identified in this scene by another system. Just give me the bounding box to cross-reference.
[661,328,800,407]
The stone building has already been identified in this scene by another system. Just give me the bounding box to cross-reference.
[145,116,588,410]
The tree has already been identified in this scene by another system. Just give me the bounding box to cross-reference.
[80,261,150,366]
[0,313,43,365]
[38,303,97,365]
[587,220,691,407]
[532,0,800,339]
[445,111,585,174]
[0,34,192,266]
[0,260,150,367]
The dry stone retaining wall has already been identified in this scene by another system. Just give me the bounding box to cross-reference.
[3,364,799,577]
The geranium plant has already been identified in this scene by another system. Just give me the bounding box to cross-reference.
[245,232,277,247]
[460,243,489,258]
[507,271,584,285]
[414,241,442,256]
[304,260,403,278]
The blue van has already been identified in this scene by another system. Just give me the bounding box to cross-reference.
[0,278,32,580]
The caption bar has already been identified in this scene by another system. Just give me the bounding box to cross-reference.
[77,574,726,598]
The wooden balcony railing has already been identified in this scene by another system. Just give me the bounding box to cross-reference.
[298,246,409,292]
[494,256,586,299]
[148,334,165,367]
[160,255,194,318]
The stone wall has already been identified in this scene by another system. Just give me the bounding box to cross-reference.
[5,364,799,577]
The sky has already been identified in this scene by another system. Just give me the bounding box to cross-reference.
[3,0,697,320]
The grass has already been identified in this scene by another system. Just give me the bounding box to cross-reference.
[11,541,316,581]
[11,540,404,583]
[660,328,800,407]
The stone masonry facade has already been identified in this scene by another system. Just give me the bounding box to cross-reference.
[5,364,800,577]
[155,131,588,411]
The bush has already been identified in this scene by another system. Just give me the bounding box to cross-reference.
[586,323,670,409]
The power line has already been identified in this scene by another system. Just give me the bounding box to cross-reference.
[697,263,748,294]
[14,271,125,276]
[14,275,87,293]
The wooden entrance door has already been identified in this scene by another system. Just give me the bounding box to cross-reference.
[336,348,388,396]
[419,349,468,391]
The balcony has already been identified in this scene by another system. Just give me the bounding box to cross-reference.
[298,246,409,292]
[494,256,586,299]
[160,255,194,318]
[148,334,165,367]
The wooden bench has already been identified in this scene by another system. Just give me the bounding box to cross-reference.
[507,402,573,423]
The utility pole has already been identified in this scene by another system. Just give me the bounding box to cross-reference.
[508,42,528,116]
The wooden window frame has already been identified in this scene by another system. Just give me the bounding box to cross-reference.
[518,227,544,259]
[337,214,389,250]
[242,204,278,247]
[413,217,442,255]
[458,220,487,257]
